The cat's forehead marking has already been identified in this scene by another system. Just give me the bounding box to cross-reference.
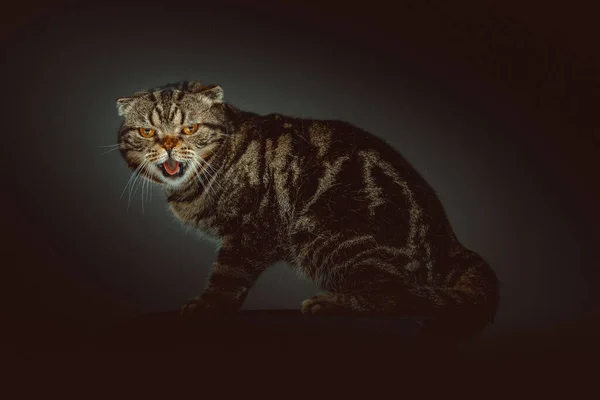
[126,85,217,130]
[150,107,162,126]
[146,89,187,127]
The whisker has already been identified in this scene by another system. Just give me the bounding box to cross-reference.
[130,168,147,211]
[142,170,151,213]
[120,162,145,200]
[218,128,232,138]
[197,157,223,189]
[193,158,211,182]
[98,144,120,148]
[145,170,153,207]
[193,153,215,177]
[128,160,149,211]
[129,166,143,210]
[199,156,219,176]
[195,159,220,199]
[191,159,207,190]
[99,147,121,156]
[195,158,223,194]
[141,171,146,215]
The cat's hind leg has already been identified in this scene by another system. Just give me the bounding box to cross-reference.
[301,256,499,343]
[301,292,398,315]
[301,266,408,316]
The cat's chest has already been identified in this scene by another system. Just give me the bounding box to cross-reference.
[168,200,219,233]
[168,200,196,222]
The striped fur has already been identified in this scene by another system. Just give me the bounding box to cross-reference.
[116,80,499,336]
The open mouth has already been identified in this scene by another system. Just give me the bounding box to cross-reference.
[157,158,186,178]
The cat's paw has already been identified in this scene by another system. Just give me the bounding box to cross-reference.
[181,297,211,316]
[180,296,239,316]
[301,294,346,315]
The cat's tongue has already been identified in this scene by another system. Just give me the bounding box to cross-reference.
[163,159,180,175]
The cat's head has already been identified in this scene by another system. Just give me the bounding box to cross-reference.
[115,80,227,188]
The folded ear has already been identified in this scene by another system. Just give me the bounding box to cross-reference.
[116,96,136,116]
[191,84,224,105]
[116,90,147,116]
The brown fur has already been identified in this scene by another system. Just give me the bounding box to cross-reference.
[116,80,500,338]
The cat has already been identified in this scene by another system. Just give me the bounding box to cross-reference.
[116,80,499,338]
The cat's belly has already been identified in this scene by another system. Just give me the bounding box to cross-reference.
[287,225,435,288]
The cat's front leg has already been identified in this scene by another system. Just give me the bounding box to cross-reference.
[181,236,270,316]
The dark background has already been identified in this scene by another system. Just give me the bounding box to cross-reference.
[1,0,598,340]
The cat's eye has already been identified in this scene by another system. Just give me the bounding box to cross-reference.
[182,123,199,135]
[138,128,155,138]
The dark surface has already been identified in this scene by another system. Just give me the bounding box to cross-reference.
[6,310,598,392]
[14,310,600,362]
[15,310,424,353]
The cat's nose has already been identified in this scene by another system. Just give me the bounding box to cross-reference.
[161,136,179,151]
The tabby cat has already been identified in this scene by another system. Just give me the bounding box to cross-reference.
[116,80,499,336]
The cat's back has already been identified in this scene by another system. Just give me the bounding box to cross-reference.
[239,112,449,230]
[250,112,433,193]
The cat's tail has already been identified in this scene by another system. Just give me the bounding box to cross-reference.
[403,246,500,340]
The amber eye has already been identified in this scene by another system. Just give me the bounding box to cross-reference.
[182,123,199,135]
[138,128,155,138]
